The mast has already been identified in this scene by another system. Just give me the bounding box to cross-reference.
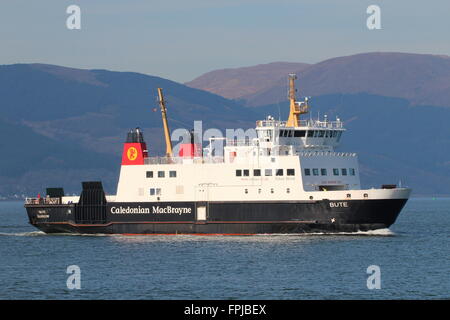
[157,88,173,157]
[286,73,309,127]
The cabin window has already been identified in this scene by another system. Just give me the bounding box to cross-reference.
[243,169,250,177]
[304,169,311,176]
[287,188,290,194]
[294,130,306,137]
[244,189,248,194]
[321,168,327,176]
[236,169,242,177]
[270,188,274,194]
[146,171,153,178]
[341,168,347,176]
[158,171,165,178]
[258,188,262,194]
[276,169,283,176]
[265,169,272,176]
[307,130,314,137]
[350,168,356,176]
[254,169,261,176]
[287,169,295,176]
[169,171,177,178]
[149,188,161,196]
[313,168,319,176]
[333,168,339,176]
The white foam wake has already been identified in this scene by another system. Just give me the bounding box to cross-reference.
[0,231,46,237]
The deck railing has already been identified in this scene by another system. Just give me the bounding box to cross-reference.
[25,197,61,205]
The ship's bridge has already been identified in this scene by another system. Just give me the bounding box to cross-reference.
[255,115,345,152]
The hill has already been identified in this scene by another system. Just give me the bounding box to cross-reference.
[187,53,450,108]
[185,62,310,100]
[0,63,257,196]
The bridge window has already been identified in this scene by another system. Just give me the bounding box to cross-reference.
[321,168,327,176]
[236,170,242,177]
[313,168,319,176]
[341,168,347,176]
[158,171,165,178]
[304,169,311,176]
[254,169,261,176]
[146,171,153,178]
[333,168,339,176]
[287,169,295,176]
[307,130,314,137]
[169,171,177,178]
[265,169,272,176]
[317,131,325,138]
[243,169,250,177]
[276,169,283,176]
[294,130,306,137]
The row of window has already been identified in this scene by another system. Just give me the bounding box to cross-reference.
[304,168,356,176]
[236,168,295,177]
[146,171,177,178]
[279,129,343,139]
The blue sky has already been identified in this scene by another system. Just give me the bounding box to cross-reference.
[1,0,449,82]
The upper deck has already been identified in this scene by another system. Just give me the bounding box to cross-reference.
[256,118,344,130]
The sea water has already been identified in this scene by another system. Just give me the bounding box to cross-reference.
[0,198,448,299]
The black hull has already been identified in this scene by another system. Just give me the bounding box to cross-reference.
[25,198,408,235]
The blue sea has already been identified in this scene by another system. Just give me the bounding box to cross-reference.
[0,198,448,300]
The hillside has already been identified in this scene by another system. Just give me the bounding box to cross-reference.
[188,53,450,108]
[0,63,257,196]
[185,62,310,100]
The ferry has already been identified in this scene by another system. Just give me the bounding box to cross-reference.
[24,74,411,234]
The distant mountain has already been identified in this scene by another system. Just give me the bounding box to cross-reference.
[185,62,310,100]
[188,53,450,108]
[0,63,258,196]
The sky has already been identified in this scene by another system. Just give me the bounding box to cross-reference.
[0,0,449,82]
